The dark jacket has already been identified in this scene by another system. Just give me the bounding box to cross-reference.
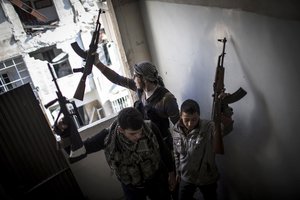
[84,120,175,185]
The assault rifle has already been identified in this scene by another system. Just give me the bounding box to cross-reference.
[212,37,247,154]
[45,63,86,163]
[71,9,103,100]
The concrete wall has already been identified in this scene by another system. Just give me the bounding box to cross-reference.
[112,0,152,68]
[136,1,299,200]
[70,114,125,200]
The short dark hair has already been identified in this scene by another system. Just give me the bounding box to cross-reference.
[118,107,143,130]
[180,99,200,115]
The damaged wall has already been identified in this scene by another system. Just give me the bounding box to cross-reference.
[0,1,23,59]
[0,0,105,125]
[0,2,131,198]
[0,1,119,199]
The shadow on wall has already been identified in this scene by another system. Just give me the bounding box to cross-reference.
[221,38,273,200]
[179,59,214,118]
[69,151,124,200]
[70,116,125,200]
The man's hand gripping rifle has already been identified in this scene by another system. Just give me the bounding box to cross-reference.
[212,37,247,154]
[45,63,86,163]
[71,9,103,101]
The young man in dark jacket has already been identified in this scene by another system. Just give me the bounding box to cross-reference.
[59,107,176,200]
[172,99,233,200]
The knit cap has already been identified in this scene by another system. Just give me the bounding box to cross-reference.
[133,62,158,82]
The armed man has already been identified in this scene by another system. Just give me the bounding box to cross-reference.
[55,107,176,200]
[93,54,180,151]
[172,99,233,200]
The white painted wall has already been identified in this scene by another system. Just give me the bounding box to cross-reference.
[113,1,151,67]
[71,115,124,200]
[138,1,300,200]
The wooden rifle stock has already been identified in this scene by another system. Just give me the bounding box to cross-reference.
[211,37,247,154]
[73,76,88,101]
[73,9,102,100]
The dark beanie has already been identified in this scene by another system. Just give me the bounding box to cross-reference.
[133,62,158,82]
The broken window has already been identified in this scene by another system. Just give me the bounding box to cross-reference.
[11,0,59,34]
[42,50,73,79]
[0,56,33,94]
[29,46,73,79]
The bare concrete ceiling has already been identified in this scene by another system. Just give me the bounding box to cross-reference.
[146,0,300,21]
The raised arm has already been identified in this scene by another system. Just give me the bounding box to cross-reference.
[83,129,109,154]
[163,92,180,125]
[94,54,137,91]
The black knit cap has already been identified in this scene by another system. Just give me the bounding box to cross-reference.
[133,62,158,82]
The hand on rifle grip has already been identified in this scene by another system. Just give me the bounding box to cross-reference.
[57,117,69,131]
[93,52,100,65]
[218,90,229,100]
[73,67,84,73]
[221,114,234,134]
[44,98,58,109]
[221,105,234,117]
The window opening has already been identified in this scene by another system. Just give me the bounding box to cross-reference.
[48,100,84,129]
[77,100,103,125]
[48,100,103,128]
[10,0,59,34]
[29,47,73,79]
[0,56,33,94]
[74,1,134,123]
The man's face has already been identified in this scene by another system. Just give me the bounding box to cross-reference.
[100,32,107,41]
[133,74,144,89]
[120,127,143,143]
[181,112,200,131]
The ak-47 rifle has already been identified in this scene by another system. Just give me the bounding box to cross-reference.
[212,37,247,154]
[45,63,86,163]
[71,9,103,100]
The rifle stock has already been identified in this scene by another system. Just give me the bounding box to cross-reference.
[73,78,87,101]
[212,37,247,154]
[72,9,102,101]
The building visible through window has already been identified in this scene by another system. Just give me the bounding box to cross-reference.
[30,46,73,79]
[0,56,33,94]
[51,53,73,79]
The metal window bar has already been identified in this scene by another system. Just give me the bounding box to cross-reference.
[111,95,130,113]
[0,57,32,93]
[12,58,24,85]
